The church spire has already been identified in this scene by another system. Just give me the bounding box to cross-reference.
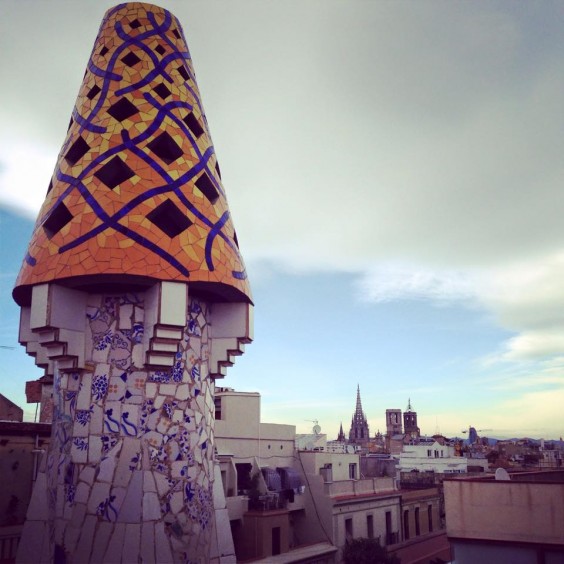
[349,384,370,444]
[355,384,364,417]
[337,422,346,442]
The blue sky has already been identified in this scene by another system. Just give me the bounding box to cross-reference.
[1,1,564,439]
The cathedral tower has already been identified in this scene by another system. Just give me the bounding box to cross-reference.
[349,385,370,443]
[386,408,402,437]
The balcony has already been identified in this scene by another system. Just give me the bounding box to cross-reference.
[253,493,285,511]
[246,488,306,513]
[385,531,400,546]
[324,477,395,498]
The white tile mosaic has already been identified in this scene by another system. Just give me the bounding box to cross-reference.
[19,289,242,562]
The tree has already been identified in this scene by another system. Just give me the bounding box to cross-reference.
[486,450,499,464]
[342,538,400,564]
[247,471,262,510]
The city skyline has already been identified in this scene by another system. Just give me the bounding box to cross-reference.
[1,1,564,440]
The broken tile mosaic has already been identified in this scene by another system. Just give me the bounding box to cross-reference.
[14,5,253,561]
[14,1,251,307]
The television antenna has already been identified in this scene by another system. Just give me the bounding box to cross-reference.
[306,419,321,435]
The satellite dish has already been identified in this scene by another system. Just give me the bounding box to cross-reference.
[347,445,355,454]
[495,468,510,481]
[313,424,321,435]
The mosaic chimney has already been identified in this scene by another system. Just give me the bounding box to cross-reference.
[14,3,252,562]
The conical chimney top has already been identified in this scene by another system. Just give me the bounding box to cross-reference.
[13,3,251,306]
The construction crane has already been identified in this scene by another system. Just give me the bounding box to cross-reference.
[461,427,493,434]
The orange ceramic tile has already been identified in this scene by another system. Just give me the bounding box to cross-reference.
[14,2,250,306]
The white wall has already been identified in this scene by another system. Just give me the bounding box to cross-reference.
[299,451,360,482]
[398,441,467,473]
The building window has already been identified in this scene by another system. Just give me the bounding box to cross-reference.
[427,449,432,457]
[385,511,393,545]
[345,518,353,541]
[428,504,433,532]
[440,450,444,457]
[403,510,409,540]
[214,397,222,420]
[434,450,439,458]
[349,463,357,480]
[235,463,252,495]
[415,507,420,536]
[272,526,281,555]
[367,515,374,539]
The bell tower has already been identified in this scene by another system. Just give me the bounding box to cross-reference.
[403,398,420,439]
[386,408,402,437]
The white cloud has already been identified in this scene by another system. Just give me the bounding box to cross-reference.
[485,255,564,330]
[501,332,564,361]
[355,251,564,365]
[481,255,564,360]
[0,140,56,218]
[356,264,480,304]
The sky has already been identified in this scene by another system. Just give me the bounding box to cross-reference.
[1,0,564,440]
